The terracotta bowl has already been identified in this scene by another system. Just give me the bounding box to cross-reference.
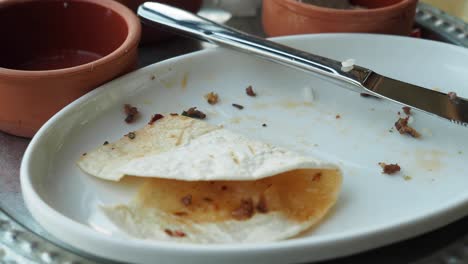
[116,0,203,44]
[262,0,418,37]
[0,0,141,138]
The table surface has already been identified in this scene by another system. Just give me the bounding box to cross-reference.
[2,14,468,264]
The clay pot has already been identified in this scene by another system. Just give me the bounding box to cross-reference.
[262,0,418,37]
[116,0,203,44]
[0,0,141,138]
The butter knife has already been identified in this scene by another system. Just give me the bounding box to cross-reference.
[138,2,468,127]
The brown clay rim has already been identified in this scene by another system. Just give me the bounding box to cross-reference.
[272,0,415,18]
[0,0,141,79]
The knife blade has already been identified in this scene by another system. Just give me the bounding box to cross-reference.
[138,2,468,127]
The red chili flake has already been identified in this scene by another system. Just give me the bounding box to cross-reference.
[164,229,186,238]
[103,141,109,145]
[395,117,420,138]
[402,106,411,115]
[379,162,401,175]
[173,211,188,217]
[231,198,254,220]
[124,104,139,124]
[181,194,192,206]
[256,195,268,213]
[148,114,164,125]
[312,172,322,181]
[246,85,256,97]
[232,103,244,110]
[181,107,206,119]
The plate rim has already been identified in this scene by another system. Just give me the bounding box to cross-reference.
[20,33,468,262]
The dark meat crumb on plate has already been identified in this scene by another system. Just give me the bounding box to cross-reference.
[402,106,411,115]
[124,104,139,123]
[204,92,219,105]
[126,132,136,140]
[148,114,164,125]
[82,153,87,156]
[262,123,267,127]
[182,107,206,119]
[103,141,109,145]
[335,114,341,119]
[164,229,186,238]
[246,85,256,97]
[232,103,244,110]
[170,113,179,116]
[231,198,254,220]
[173,211,188,217]
[181,194,192,206]
[256,195,268,213]
[395,117,420,138]
[379,162,401,175]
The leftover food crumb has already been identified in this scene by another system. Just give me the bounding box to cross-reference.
[231,198,254,220]
[312,172,322,181]
[170,113,178,116]
[164,229,186,238]
[103,141,109,145]
[173,211,188,217]
[232,103,244,110]
[148,114,164,125]
[246,85,256,97]
[181,194,192,206]
[448,92,458,101]
[262,123,267,127]
[126,132,136,140]
[204,92,219,105]
[402,106,411,115]
[82,153,87,156]
[150,75,155,80]
[403,175,412,181]
[124,104,139,124]
[378,162,401,175]
[395,117,421,138]
[256,195,268,213]
[335,114,341,119]
[182,107,206,119]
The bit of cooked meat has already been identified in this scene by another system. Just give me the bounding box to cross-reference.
[103,141,109,145]
[124,104,139,123]
[379,162,401,175]
[402,106,411,115]
[126,132,136,140]
[181,194,192,206]
[204,92,219,105]
[148,114,164,125]
[231,198,254,220]
[173,211,188,217]
[335,114,341,119]
[164,229,186,237]
[245,85,256,97]
[312,172,322,181]
[181,107,206,119]
[395,117,421,138]
[256,195,268,213]
[232,103,244,110]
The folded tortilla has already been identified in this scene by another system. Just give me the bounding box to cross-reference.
[78,115,342,243]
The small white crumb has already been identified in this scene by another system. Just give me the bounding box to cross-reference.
[341,66,354,72]
[341,59,355,68]
[303,86,314,102]
[407,116,414,124]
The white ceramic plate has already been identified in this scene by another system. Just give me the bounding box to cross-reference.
[21,34,468,264]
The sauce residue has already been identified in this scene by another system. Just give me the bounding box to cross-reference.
[136,169,341,223]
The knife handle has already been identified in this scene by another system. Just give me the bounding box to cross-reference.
[137,2,372,93]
